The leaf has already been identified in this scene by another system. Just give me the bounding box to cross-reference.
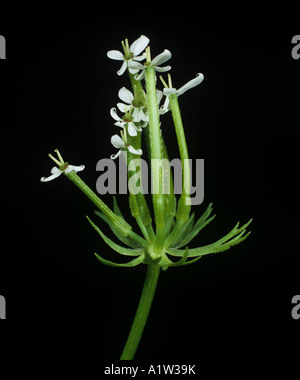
[113,196,125,218]
[170,213,195,247]
[174,203,216,248]
[164,247,202,269]
[94,252,144,267]
[94,210,140,248]
[167,246,189,267]
[87,216,144,256]
[166,219,252,258]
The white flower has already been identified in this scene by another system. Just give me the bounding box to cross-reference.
[128,49,172,80]
[156,90,169,115]
[110,106,143,137]
[40,149,85,182]
[110,133,142,160]
[107,35,150,76]
[117,87,148,123]
[160,73,204,113]
[163,73,204,96]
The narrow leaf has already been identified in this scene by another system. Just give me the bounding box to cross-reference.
[94,252,144,267]
[173,203,215,248]
[95,210,140,248]
[170,213,195,247]
[113,196,125,218]
[87,216,143,256]
[167,219,252,258]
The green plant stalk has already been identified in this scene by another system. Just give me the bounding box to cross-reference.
[165,94,191,247]
[144,66,165,250]
[128,73,156,243]
[65,170,145,247]
[120,264,160,360]
[168,94,191,220]
[65,171,131,234]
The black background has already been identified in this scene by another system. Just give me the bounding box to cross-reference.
[1,4,299,361]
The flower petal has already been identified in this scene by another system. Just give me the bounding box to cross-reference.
[118,87,134,104]
[128,60,144,71]
[128,145,142,155]
[40,167,62,182]
[117,102,127,112]
[159,96,170,114]
[156,90,163,105]
[135,70,145,80]
[127,123,137,136]
[117,61,127,76]
[111,134,125,149]
[110,150,122,160]
[110,107,122,121]
[51,167,61,175]
[134,53,146,61]
[151,49,172,66]
[132,107,143,122]
[65,164,85,173]
[163,88,177,96]
[155,65,171,73]
[130,35,150,56]
[139,120,148,128]
[114,121,125,128]
[107,50,124,60]
[128,67,139,75]
[177,73,204,96]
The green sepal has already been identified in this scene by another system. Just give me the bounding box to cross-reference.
[94,252,144,268]
[166,219,252,258]
[87,216,144,257]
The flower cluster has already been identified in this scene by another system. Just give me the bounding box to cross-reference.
[107,35,204,160]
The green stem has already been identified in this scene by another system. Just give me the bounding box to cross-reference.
[120,264,160,360]
[127,72,156,243]
[168,94,191,223]
[145,66,165,250]
[65,170,132,236]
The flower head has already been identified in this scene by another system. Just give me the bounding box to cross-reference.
[110,105,144,137]
[107,35,150,76]
[159,73,204,113]
[117,87,148,124]
[110,129,142,160]
[40,149,85,182]
[161,73,204,96]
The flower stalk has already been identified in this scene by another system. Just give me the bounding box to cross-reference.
[144,64,166,250]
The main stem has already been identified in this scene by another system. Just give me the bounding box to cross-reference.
[145,66,165,250]
[120,264,160,360]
